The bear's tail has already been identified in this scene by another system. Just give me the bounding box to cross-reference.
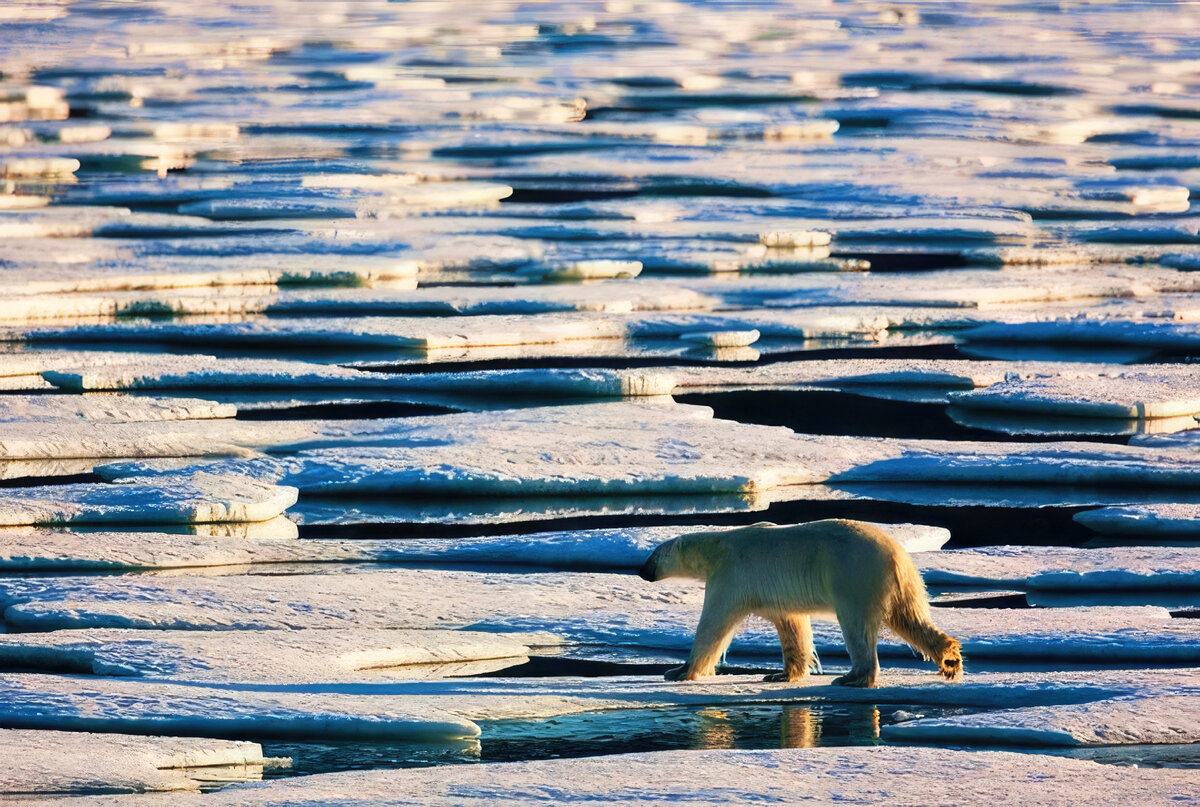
[883,554,963,682]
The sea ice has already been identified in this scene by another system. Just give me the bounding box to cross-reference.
[23,745,1198,806]
[1074,504,1200,537]
[947,371,1200,419]
[884,694,1200,746]
[0,472,297,526]
[0,729,268,795]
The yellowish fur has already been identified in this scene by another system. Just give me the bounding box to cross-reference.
[639,519,963,687]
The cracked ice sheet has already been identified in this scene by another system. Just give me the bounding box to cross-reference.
[3,568,1197,663]
[0,673,480,742]
[0,254,418,295]
[0,522,949,572]
[0,280,712,324]
[0,729,268,795]
[963,319,1200,351]
[0,394,235,423]
[43,356,678,399]
[0,473,297,526]
[947,370,1200,419]
[884,695,1200,747]
[19,746,1200,807]
[22,312,628,350]
[1075,504,1200,537]
[0,628,553,684]
[97,402,822,496]
[914,546,1200,591]
[94,414,1200,500]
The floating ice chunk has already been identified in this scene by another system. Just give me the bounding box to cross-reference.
[962,320,1200,351]
[0,394,234,423]
[759,230,832,247]
[28,313,627,350]
[0,255,417,295]
[628,310,890,340]
[524,260,643,281]
[0,628,547,683]
[0,729,268,794]
[383,181,513,208]
[917,546,1200,590]
[0,673,479,742]
[153,122,240,140]
[946,407,1200,438]
[884,695,1200,747]
[1075,505,1200,537]
[832,439,1200,488]
[178,198,356,220]
[44,358,677,398]
[948,371,1200,419]
[91,403,820,497]
[0,157,78,178]
[0,205,125,237]
[0,473,297,526]
[268,281,711,316]
[678,330,760,347]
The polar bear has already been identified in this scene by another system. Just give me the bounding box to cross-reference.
[638,519,963,687]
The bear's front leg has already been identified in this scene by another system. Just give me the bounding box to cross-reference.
[666,588,745,681]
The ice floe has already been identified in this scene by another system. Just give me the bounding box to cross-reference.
[885,694,1200,747]
[947,370,1200,419]
[916,546,1200,590]
[0,673,480,742]
[0,729,268,795]
[0,628,550,684]
[0,394,235,423]
[1074,504,1200,538]
[0,473,296,526]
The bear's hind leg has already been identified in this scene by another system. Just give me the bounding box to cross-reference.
[764,613,814,683]
[832,615,880,688]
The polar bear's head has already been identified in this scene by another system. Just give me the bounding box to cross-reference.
[638,532,727,581]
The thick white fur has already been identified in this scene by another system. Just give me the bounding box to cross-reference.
[639,519,963,687]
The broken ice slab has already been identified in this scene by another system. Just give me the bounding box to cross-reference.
[0,673,480,742]
[883,695,1200,747]
[0,255,418,295]
[0,522,947,572]
[0,628,549,684]
[0,393,234,422]
[54,745,1197,806]
[42,356,678,398]
[916,546,1200,590]
[947,370,1200,419]
[0,473,297,526]
[91,402,1200,496]
[962,320,1200,351]
[1075,504,1200,538]
[25,313,627,350]
[0,729,268,795]
[95,402,822,496]
[266,281,713,316]
[945,408,1200,439]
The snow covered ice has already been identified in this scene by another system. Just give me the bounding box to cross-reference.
[2,0,1200,801]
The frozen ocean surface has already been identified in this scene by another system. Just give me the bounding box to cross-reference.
[2,0,1200,801]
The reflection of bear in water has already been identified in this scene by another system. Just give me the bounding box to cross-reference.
[639,519,963,688]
